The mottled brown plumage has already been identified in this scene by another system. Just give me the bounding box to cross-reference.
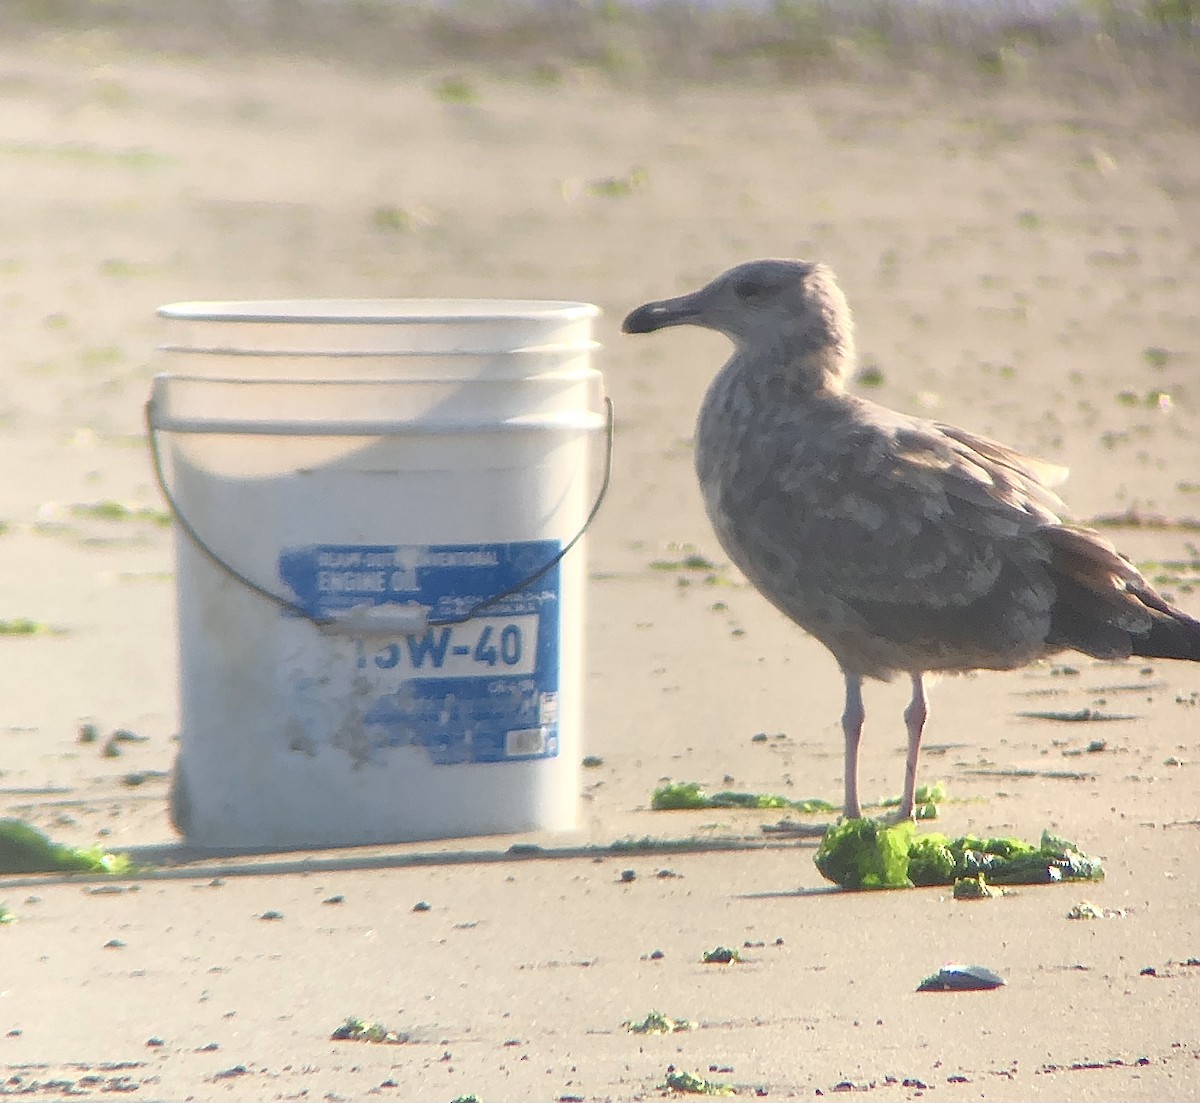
[623,258,1200,819]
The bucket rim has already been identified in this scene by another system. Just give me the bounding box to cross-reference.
[158,299,601,324]
[156,340,599,359]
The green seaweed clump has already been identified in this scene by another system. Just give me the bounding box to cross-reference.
[881,780,947,819]
[952,873,1001,899]
[652,781,708,809]
[0,819,131,874]
[815,822,1104,890]
[0,618,59,637]
[70,500,169,526]
[907,832,957,887]
[330,1016,406,1044]
[624,1009,694,1034]
[662,1069,736,1096]
[954,830,1103,884]
[815,818,915,889]
[651,780,836,814]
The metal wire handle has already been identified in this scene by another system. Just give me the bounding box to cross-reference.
[146,395,614,633]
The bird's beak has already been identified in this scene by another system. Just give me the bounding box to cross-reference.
[621,292,705,334]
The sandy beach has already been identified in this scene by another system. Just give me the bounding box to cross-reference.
[0,9,1198,1100]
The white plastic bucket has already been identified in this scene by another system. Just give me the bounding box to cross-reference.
[151,300,606,850]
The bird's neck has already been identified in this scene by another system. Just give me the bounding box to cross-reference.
[697,348,850,472]
[731,340,851,403]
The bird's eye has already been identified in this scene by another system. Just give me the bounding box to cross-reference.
[732,275,770,303]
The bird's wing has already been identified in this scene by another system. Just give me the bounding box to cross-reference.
[932,421,1070,493]
[737,407,1065,612]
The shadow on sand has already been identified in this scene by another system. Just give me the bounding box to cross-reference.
[0,831,824,890]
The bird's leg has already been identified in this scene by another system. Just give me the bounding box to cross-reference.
[841,671,865,819]
[896,672,928,821]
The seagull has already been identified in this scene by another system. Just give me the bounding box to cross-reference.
[622,258,1200,820]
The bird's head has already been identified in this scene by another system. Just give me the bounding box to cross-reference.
[622,258,856,391]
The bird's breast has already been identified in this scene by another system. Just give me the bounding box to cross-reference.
[693,369,834,513]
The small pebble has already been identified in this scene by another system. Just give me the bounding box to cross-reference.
[412,900,431,912]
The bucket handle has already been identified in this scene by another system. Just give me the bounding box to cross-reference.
[145,394,614,634]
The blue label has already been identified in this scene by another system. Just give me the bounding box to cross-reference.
[278,541,561,765]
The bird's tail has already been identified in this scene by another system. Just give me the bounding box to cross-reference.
[1044,525,1200,662]
[1127,576,1200,661]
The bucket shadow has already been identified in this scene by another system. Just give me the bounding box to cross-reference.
[0,832,820,890]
